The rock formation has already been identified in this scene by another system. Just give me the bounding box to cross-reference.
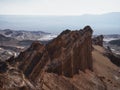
[10,26,93,80]
[16,41,50,83]
[92,35,104,46]
[46,26,93,77]
[14,26,93,80]
[105,46,120,67]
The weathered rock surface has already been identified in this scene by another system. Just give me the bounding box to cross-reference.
[0,61,34,90]
[92,35,104,46]
[105,46,120,67]
[92,45,120,90]
[46,26,93,77]
[16,41,50,83]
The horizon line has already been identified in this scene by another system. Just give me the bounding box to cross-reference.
[0,12,120,16]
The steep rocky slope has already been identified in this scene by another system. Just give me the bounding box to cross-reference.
[92,45,120,90]
[0,26,120,90]
[46,26,93,77]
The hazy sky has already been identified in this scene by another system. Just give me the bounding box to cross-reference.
[0,0,120,15]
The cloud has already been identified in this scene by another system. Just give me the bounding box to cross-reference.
[0,0,120,15]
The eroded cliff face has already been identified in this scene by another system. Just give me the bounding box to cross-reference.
[46,26,93,77]
[16,26,93,80]
[16,41,50,83]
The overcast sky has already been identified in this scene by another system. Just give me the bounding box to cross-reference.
[0,0,120,15]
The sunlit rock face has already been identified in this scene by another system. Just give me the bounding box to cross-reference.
[46,26,93,77]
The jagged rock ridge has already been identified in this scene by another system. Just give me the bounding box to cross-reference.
[14,26,93,80]
[46,26,93,77]
[0,26,93,89]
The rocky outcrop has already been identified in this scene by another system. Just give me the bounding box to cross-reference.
[46,26,93,77]
[15,41,50,82]
[0,60,34,90]
[10,26,93,80]
[92,35,104,46]
[105,46,120,67]
[0,41,50,89]
[12,26,93,80]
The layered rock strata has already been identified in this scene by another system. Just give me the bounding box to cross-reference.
[46,26,93,77]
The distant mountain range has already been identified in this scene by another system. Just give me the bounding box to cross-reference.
[0,29,50,40]
[0,34,13,41]
[0,29,54,61]
[109,39,120,46]
[0,12,120,34]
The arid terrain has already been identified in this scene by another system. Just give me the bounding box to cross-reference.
[0,29,56,61]
[0,26,120,90]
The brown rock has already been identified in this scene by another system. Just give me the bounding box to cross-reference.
[16,41,50,82]
[92,35,104,46]
[15,26,93,80]
[46,26,93,77]
[105,46,120,67]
